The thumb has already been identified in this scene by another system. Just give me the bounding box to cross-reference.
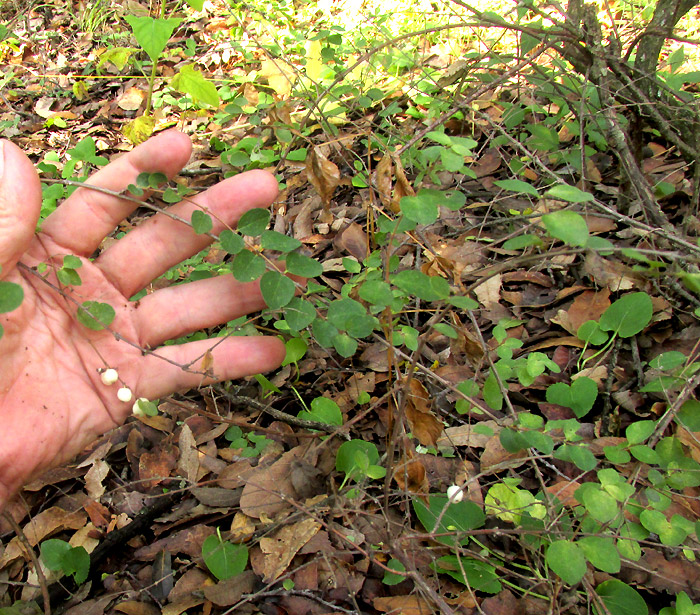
[0,140,41,279]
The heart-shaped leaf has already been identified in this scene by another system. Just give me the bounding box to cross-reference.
[546,377,598,417]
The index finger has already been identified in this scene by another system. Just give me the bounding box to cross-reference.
[40,130,192,256]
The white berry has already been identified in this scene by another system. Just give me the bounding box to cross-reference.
[117,387,133,403]
[100,368,119,386]
[447,485,464,503]
[132,398,149,416]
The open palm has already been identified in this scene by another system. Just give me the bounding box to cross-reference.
[0,131,285,507]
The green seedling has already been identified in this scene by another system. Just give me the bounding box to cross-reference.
[40,539,90,585]
[201,529,248,581]
[336,440,385,487]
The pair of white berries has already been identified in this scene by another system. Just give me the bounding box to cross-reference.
[100,368,132,403]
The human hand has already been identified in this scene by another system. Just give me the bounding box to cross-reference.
[0,131,285,507]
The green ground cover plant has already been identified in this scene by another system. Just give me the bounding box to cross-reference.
[1,0,700,613]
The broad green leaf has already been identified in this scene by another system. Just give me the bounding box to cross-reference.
[260,270,295,310]
[220,229,244,254]
[545,377,598,418]
[599,292,653,337]
[261,230,302,253]
[300,396,342,426]
[555,444,597,471]
[392,270,449,301]
[676,400,700,431]
[649,351,687,371]
[96,47,135,71]
[433,555,501,593]
[581,488,619,523]
[63,255,82,269]
[626,420,656,445]
[359,280,394,307]
[542,210,589,247]
[230,250,266,282]
[171,64,219,107]
[333,334,358,357]
[336,440,380,481]
[284,297,316,331]
[545,540,587,585]
[61,546,90,584]
[122,114,155,145]
[185,0,204,10]
[202,534,248,580]
[483,370,503,411]
[400,195,438,225]
[0,281,23,313]
[285,251,323,278]
[327,298,375,338]
[413,495,485,544]
[578,536,620,573]
[545,184,594,203]
[40,539,72,570]
[237,208,270,236]
[503,234,544,250]
[191,210,213,234]
[577,320,608,345]
[312,318,338,348]
[57,267,82,286]
[448,295,479,310]
[595,580,648,615]
[382,559,406,586]
[124,16,181,62]
[493,178,539,196]
[282,337,307,366]
[76,301,116,331]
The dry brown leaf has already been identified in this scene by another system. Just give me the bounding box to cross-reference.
[117,86,145,111]
[306,146,341,213]
[161,596,205,615]
[473,274,502,310]
[260,518,322,582]
[374,594,435,615]
[138,443,178,491]
[393,458,428,494]
[239,444,309,519]
[229,511,256,543]
[374,154,393,209]
[438,420,500,449]
[480,436,528,474]
[404,379,444,448]
[85,459,109,500]
[168,568,210,603]
[545,479,581,507]
[177,423,199,484]
[334,221,369,261]
[203,570,257,607]
[113,601,161,615]
[583,252,641,292]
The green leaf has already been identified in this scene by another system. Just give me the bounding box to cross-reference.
[261,230,302,253]
[284,297,316,331]
[57,267,82,286]
[483,370,503,410]
[63,255,82,269]
[231,250,266,282]
[413,495,485,544]
[545,184,594,203]
[237,208,270,236]
[282,337,307,366]
[285,251,323,278]
[626,420,656,445]
[327,298,375,338]
[400,194,439,225]
[595,580,648,615]
[382,559,406,586]
[599,292,653,337]
[542,210,589,247]
[555,444,597,471]
[299,396,343,426]
[333,333,358,357]
[392,270,449,301]
[0,281,23,313]
[448,295,479,310]
[545,540,587,585]
[545,377,598,417]
[185,0,204,8]
[191,210,213,234]
[61,546,90,584]
[336,439,382,482]
[76,301,116,331]
[577,320,608,345]
[578,536,621,573]
[493,179,539,197]
[171,64,220,107]
[503,234,544,250]
[581,488,619,523]
[202,534,248,581]
[312,318,339,348]
[433,555,501,593]
[124,16,181,62]
[359,280,394,307]
[260,270,295,310]
[40,539,72,571]
[676,400,700,431]
[220,229,244,254]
